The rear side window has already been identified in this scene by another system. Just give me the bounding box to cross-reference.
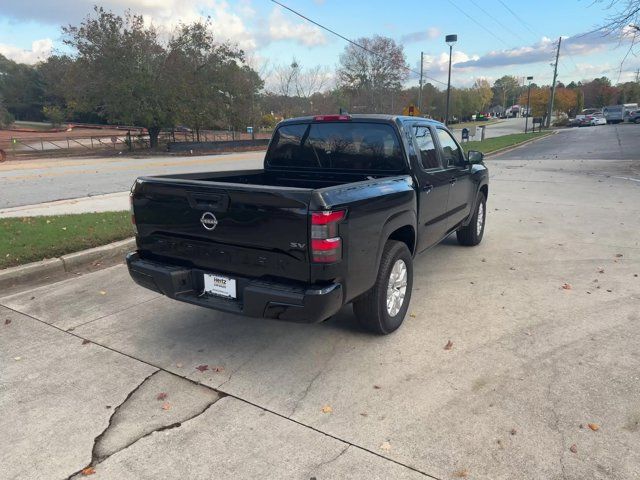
[436,128,464,167]
[267,122,405,171]
[414,126,439,169]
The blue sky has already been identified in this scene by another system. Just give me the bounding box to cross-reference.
[0,0,638,87]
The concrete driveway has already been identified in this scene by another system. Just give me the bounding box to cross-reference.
[1,129,639,479]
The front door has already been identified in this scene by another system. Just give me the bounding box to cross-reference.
[435,128,476,229]
[412,124,452,251]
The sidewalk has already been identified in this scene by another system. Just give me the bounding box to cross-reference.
[0,191,129,218]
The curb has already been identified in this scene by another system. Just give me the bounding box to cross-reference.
[485,131,556,158]
[0,237,135,291]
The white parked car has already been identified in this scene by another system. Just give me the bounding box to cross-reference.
[590,115,607,126]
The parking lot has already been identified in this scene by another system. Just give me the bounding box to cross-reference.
[1,125,639,479]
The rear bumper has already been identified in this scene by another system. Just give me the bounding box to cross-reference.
[126,252,343,323]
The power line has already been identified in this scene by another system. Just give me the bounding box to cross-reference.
[447,0,511,48]
[468,0,528,45]
[497,0,538,38]
[269,0,449,86]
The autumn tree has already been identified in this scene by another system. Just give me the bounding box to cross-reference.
[337,35,408,113]
[473,79,493,111]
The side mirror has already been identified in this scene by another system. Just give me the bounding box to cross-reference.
[467,150,484,164]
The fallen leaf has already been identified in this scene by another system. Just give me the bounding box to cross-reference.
[409,313,416,318]
[454,469,470,478]
[161,402,171,411]
[321,405,333,414]
[99,291,106,295]
[373,385,381,389]
[569,444,578,453]
[13,356,21,361]
[588,423,600,431]
[360,412,368,417]
[4,319,11,325]
[561,283,572,290]
[444,340,453,350]
[81,467,96,476]
[598,267,605,273]
[481,258,486,262]
[509,266,516,271]
[61,227,67,231]
[82,339,91,345]
[510,428,517,435]
[176,363,184,368]
[212,366,225,373]
[615,253,623,258]
[196,364,209,372]
[606,289,612,293]
[380,441,391,451]
[524,331,532,336]
[156,392,168,401]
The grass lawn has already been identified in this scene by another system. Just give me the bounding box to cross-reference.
[0,211,132,269]
[464,131,551,154]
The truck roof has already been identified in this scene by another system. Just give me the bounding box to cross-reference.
[278,114,446,128]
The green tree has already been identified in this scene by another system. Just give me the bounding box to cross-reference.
[491,75,521,108]
[42,105,65,127]
[62,7,173,147]
[0,94,14,127]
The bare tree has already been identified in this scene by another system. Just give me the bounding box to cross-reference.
[337,35,408,113]
[595,1,640,78]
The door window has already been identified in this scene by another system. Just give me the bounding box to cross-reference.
[436,129,465,167]
[413,126,440,169]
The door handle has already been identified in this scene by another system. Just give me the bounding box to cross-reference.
[421,184,433,193]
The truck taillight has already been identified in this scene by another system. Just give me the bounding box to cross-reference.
[310,210,345,263]
[129,194,138,235]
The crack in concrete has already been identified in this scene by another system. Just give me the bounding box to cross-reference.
[288,341,339,418]
[309,444,350,476]
[546,361,568,480]
[64,370,224,480]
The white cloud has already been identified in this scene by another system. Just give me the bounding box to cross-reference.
[267,8,327,47]
[0,38,53,64]
[400,27,441,44]
[2,1,258,51]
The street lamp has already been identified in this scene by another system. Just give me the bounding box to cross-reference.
[524,76,533,133]
[444,34,457,126]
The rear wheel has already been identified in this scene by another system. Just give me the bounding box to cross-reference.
[353,240,413,335]
[456,191,486,246]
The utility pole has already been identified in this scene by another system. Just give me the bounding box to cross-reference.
[546,36,562,128]
[418,52,424,113]
[635,68,640,83]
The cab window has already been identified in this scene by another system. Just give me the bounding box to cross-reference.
[436,129,464,167]
[413,126,440,169]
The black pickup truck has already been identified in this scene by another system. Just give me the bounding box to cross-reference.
[127,114,488,334]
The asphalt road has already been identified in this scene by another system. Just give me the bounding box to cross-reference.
[496,123,640,161]
[2,126,639,479]
[0,151,266,209]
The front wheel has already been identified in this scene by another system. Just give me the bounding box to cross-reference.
[353,240,413,335]
[457,191,486,246]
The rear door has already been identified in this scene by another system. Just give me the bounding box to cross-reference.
[133,178,312,282]
[434,127,476,230]
[410,123,452,251]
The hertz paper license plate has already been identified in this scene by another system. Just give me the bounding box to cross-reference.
[203,273,236,299]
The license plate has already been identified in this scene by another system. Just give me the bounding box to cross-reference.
[203,273,236,299]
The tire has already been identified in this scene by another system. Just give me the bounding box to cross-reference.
[353,240,413,335]
[457,191,486,246]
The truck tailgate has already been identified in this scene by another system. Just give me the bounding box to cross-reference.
[132,178,312,282]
